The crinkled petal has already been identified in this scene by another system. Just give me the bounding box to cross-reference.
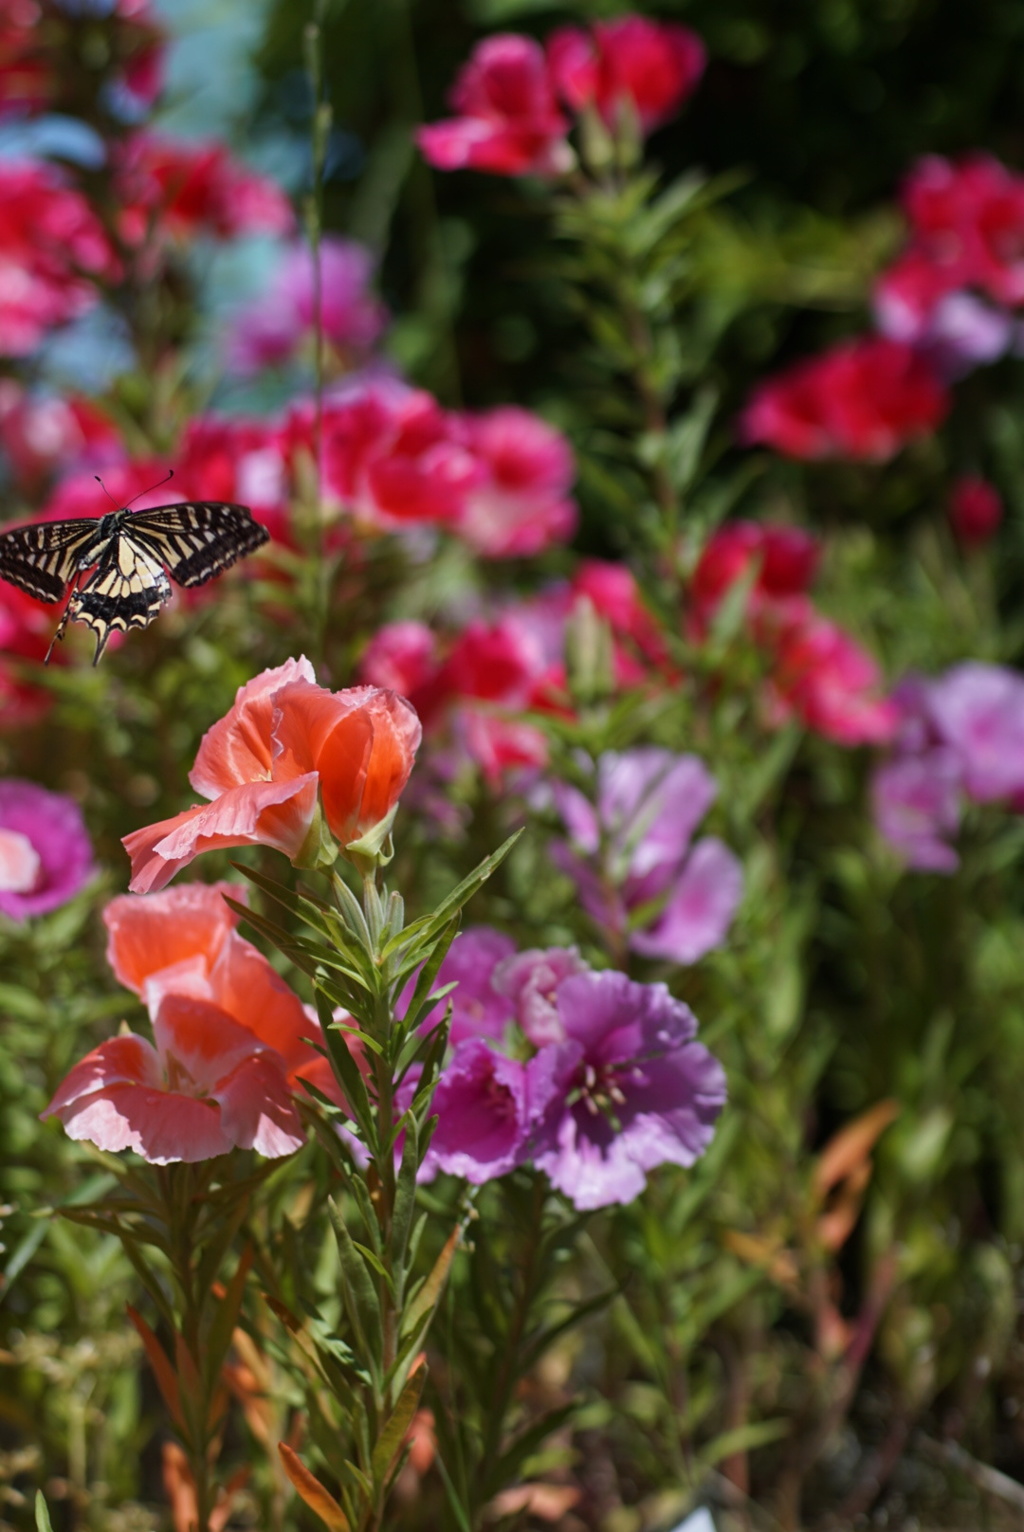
[123,775,320,892]
[48,1081,232,1163]
[151,994,277,1092]
[189,656,316,797]
[43,1033,161,1116]
[213,1053,305,1157]
[426,1039,527,1183]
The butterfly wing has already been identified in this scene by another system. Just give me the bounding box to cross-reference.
[128,502,270,588]
[69,534,173,664]
[0,518,101,603]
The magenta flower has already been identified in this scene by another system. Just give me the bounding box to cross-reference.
[227,236,387,375]
[417,34,572,178]
[532,969,726,1210]
[0,780,94,921]
[409,926,517,1044]
[453,405,578,557]
[423,1038,534,1184]
[551,748,743,964]
[547,15,705,135]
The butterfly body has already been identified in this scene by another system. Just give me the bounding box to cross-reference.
[0,500,269,663]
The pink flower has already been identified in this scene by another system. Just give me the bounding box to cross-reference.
[176,415,291,545]
[123,659,421,891]
[287,380,480,532]
[227,237,387,374]
[0,780,93,921]
[422,1039,538,1184]
[115,134,294,247]
[547,15,705,134]
[764,601,897,746]
[0,383,120,492]
[417,34,572,178]
[453,406,577,557]
[42,997,304,1163]
[492,945,587,1047]
[408,926,517,1045]
[902,154,1024,308]
[949,476,1002,546]
[0,161,115,356]
[691,521,820,616]
[550,747,743,964]
[741,337,949,462]
[872,749,962,872]
[925,662,1024,803]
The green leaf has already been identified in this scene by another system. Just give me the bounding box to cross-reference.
[381,831,522,965]
[371,1369,425,1491]
[393,921,460,1033]
[490,1404,577,1493]
[328,1198,383,1377]
[34,1492,55,1532]
[401,1224,460,1341]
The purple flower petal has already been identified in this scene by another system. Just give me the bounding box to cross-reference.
[629,837,744,963]
[927,662,1024,802]
[871,748,962,872]
[407,925,516,1044]
[425,1038,528,1183]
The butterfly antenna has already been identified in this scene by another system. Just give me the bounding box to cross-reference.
[95,468,176,512]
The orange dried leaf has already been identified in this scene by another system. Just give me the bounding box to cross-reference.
[127,1306,184,1430]
[814,1100,900,1197]
[278,1442,351,1532]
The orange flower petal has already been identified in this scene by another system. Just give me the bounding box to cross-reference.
[123,775,320,893]
[189,656,316,798]
[103,881,241,995]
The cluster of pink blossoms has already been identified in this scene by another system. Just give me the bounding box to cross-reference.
[417,15,705,177]
[25,379,577,561]
[742,153,1024,466]
[0,778,93,921]
[872,662,1024,871]
[0,135,292,362]
[689,522,897,746]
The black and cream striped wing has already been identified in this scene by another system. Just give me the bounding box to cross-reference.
[127,502,270,588]
[70,536,173,663]
[0,518,101,603]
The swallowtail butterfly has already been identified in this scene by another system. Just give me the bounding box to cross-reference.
[0,494,269,664]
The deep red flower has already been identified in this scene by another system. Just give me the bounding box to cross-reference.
[741,337,949,462]
[115,134,294,247]
[547,15,705,134]
[948,475,1003,546]
[177,415,291,545]
[417,34,572,177]
[902,154,1024,308]
[691,522,820,615]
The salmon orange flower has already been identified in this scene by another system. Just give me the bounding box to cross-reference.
[123,658,421,892]
[43,882,332,1164]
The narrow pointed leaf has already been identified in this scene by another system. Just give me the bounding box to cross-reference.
[371,1369,425,1491]
[278,1443,352,1532]
[401,1224,460,1339]
[126,1306,184,1430]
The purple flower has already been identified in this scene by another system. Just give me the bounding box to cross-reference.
[532,969,726,1210]
[871,749,962,871]
[926,662,1024,802]
[407,926,516,1044]
[423,1038,538,1184]
[492,945,587,1045]
[227,236,387,375]
[0,780,94,920]
[550,748,742,964]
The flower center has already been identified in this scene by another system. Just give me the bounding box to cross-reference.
[570,1059,629,1127]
